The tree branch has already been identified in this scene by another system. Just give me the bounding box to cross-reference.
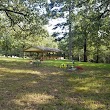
[0,8,27,16]
[76,0,89,7]
[5,11,14,26]
[16,23,26,31]
[96,0,110,10]
[98,9,110,19]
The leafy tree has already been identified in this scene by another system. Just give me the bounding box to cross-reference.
[46,0,76,60]
[0,0,52,57]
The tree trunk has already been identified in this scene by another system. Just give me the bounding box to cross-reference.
[84,38,87,62]
[5,37,9,57]
[96,42,99,63]
[22,44,25,58]
[96,54,99,63]
[95,19,100,63]
[68,0,72,60]
[78,53,81,62]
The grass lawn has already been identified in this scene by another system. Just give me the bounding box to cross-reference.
[0,57,110,110]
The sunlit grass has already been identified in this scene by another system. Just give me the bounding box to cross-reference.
[13,93,54,105]
[0,57,110,110]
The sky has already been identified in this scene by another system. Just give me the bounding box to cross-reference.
[47,0,51,4]
[45,18,67,34]
[45,0,72,38]
[45,0,68,37]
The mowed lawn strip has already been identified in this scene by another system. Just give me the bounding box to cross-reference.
[0,57,110,110]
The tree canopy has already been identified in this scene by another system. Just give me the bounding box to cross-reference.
[46,0,110,62]
[0,0,58,57]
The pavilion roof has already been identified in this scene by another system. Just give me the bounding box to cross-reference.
[24,46,62,53]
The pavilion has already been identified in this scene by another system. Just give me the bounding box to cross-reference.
[24,46,63,60]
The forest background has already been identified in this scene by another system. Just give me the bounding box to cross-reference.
[0,0,110,63]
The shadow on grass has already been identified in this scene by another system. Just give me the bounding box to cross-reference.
[0,58,110,110]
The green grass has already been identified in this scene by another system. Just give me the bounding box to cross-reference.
[43,59,73,67]
[0,57,110,110]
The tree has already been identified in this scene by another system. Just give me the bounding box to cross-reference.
[0,0,47,26]
[0,0,53,57]
[71,0,110,62]
[46,0,77,60]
